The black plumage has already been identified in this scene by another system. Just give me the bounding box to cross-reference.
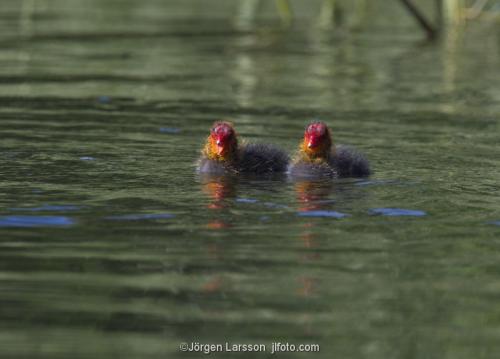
[332,145,371,177]
[197,143,289,175]
[237,143,289,174]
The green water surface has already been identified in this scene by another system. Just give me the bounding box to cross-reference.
[1,1,500,358]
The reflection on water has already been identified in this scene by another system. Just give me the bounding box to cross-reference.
[0,215,75,227]
[1,0,500,358]
[294,180,331,301]
[200,174,238,210]
[200,174,238,232]
[369,207,427,217]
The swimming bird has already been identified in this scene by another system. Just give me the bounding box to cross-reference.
[197,121,289,175]
[288,121,371,179]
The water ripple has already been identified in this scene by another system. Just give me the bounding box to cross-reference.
[9,205,81,212]
[105,213,175,221]
[0,216,75,227]
[159,127,181,134]
[235,198,258,204]
[369,208,427,217]
[297,210,349,219]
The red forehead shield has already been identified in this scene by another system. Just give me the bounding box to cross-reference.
[305,122,327,148]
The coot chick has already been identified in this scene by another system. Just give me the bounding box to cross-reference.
[197,121,289,175]
[288,121,371,179]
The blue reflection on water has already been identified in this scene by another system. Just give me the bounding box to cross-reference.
[297,210,349,219]
[0,216,75,227]
[370,208,427,217]
[159,127,181,134]
[236,198,259,204]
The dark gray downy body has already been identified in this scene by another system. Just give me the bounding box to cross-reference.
[197,143,289,175]
[288,145,371,179]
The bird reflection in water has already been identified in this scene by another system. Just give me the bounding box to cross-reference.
[198,174,238,294]
[294,180,335,298]
[295,179,336,213]
[199,174,238,227]
[293,179,337,336]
